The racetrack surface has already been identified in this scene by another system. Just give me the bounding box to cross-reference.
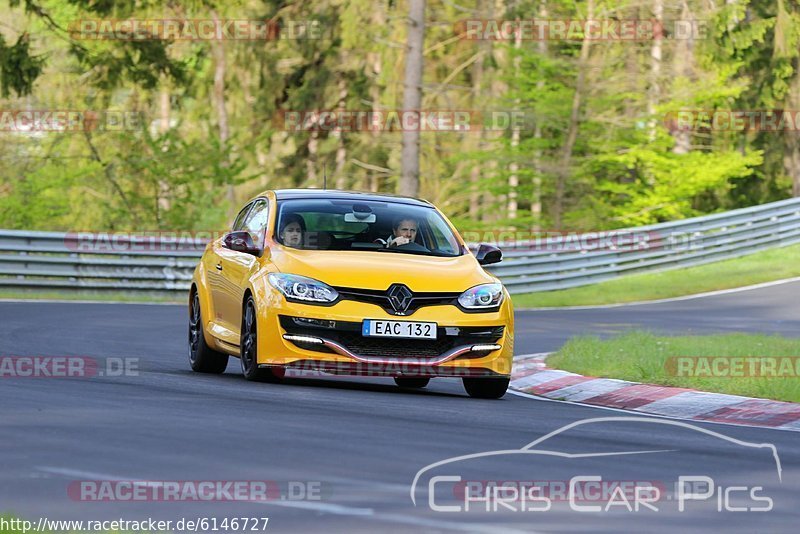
[1,282,799,532]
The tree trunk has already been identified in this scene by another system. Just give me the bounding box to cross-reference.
[671,1,694,154]
[647,0,663,142]
[507,14,522,221]
[256,147,268,187]
[531,0,547,232]
[785,69,800,196]
[624,2,639,121]
[480,0,506,223]
[334,133,347,190]
[362,3,387,193]
[334,78,348,190]
[468,0,487,219]
[306,130,319,186]
[555,0,593,229]
[399,0,426,197]
[157,88,171,214]
[368,53,382,193]
[210,10,234,205]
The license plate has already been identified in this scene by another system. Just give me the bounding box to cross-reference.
[362,320,437,340]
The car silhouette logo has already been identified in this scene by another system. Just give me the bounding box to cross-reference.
[387,284,413,314]
[410,417,784,507]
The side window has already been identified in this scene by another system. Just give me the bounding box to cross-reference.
[243,200,269,247]
[232,203,253,231]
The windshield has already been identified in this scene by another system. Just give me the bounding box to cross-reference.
[274,198,465,257]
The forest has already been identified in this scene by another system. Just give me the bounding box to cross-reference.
[0,0,797,234]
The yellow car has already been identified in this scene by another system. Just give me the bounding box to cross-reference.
[189,189,514,398]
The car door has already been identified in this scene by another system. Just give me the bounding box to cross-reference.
[209,202,253,338]
[215,199,269,338]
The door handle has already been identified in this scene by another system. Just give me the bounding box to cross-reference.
[215,263,223,271]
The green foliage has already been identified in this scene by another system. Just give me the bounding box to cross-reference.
[0,0,798,233]
[0,128,248,231]
[587,138,763,226]
[0,32,44,96]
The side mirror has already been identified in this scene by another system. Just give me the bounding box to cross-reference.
[223,231,260,256]
[475,243,502,266]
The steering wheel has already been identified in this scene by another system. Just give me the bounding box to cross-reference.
[392,241,430,253]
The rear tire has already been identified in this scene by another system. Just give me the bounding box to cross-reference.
[394,377,430,389]
[462,377,509,399]
[189,291,229,374]
[240,296,283,382]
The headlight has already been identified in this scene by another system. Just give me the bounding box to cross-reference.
[458,283,504,310]
[268,273,339,304]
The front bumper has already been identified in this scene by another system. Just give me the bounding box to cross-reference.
[255,296,514,377]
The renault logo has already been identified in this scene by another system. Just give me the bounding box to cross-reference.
[387,284,413,314]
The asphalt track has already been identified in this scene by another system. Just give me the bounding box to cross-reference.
[1,281,799,533]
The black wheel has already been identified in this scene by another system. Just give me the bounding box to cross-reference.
[462,377,509,399]
[240,296,283,382]
[394,377,430,389]
[189,291,229,374]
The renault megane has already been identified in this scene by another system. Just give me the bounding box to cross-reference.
[189,189,514,398]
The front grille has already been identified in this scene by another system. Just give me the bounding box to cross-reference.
[332,332,473,358]
[280,315,503,359]
[334,286,461,316]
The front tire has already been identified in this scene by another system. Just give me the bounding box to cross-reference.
[462,377,509,399]
[189,291,229,374]
[240,296,283,382]
[394,377,430,389]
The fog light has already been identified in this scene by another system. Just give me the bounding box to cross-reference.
[283,334,324,344]
[470,344,501,352]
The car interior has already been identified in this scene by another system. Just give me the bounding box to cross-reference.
[274,201,461,256]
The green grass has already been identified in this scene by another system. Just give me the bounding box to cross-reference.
[512,243,800,308]
[548,330,800,403]
[0,289,183,304]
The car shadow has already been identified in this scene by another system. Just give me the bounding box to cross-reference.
[182,368,469,398]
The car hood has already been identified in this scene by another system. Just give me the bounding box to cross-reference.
[269,247,496,292]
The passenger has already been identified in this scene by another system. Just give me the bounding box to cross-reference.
[279,214,305,248]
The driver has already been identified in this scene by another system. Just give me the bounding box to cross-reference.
[388,217,418,248]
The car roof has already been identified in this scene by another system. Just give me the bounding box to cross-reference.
[269,189,433,207]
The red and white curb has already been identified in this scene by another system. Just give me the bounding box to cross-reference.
[510,353,800,432]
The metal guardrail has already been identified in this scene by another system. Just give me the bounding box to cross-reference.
[2,197,800,296]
